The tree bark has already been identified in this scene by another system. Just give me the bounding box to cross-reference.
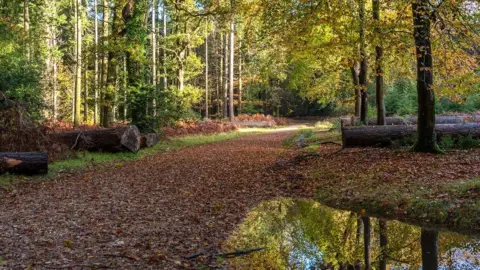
[412,0,437,152]
[219,32,224,116]
[223,31,229,118]
[205,20,209,119]
[238,39,243,114]
[342,123,480,148]
[362,216,371,270]
[162,1,168,90]
[359,0,368,125]
[373,0,385,125]
[94,0,99,125]
[379,220,387,270]
[24,0,30,61]
[74,0,83,127]
[421,229,439,270]
[52,0,58,121]
[140,133,160,148]
[53,126,142,153]
[229,20,235,122]
[100,0,110,125]
[351,61,361,118]
[0,152,48,175]
[151,0,157,115]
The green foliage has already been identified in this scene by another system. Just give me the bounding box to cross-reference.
[440,135,480,150]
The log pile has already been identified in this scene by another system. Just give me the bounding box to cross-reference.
[140,133,160,148]
[0,152,48,175]
[342,123,480,147]
[341,116,465,127]
[52,125,142,153]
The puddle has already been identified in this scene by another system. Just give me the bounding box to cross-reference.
[225,199,480,269]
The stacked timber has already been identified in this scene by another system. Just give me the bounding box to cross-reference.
[342,123,480,148]
[0,152,48,175]
[52,125,142,153]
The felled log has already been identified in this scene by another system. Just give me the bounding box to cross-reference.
[53,125,141,153]
[342,123,480,147]
[0,152,48,175]
[140,133,160,148]
[341,116,465,127]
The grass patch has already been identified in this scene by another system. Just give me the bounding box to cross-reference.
[0,130,267,189]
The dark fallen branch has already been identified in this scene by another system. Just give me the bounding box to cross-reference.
[185,247,265,260]
[216,247,265,258]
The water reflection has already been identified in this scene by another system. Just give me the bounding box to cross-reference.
[225,199,480,270]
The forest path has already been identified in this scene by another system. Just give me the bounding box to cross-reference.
[0,124,315,269]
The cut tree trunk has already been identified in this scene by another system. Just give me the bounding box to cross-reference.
[341,116,465,127]
[53,125,141,153]
[140,133,160,148]
[0,152,48,175]
[342,124,480,148]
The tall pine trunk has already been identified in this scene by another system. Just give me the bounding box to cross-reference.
[223,32,229,118]
[421,229,439,270]
[238,39,243,114]
[151,0,157,115]
[219,32,224,116]
[24,0,30,61]
[74,0,82,127]
[379,220,387,270]
[412,0,438,152]
[205,20,209,119]
[100,0,110,125]
[51,0,58,121]
[229,21,234,122]
[351,61,361,117]
[94,0,99,125]
[359,0,368,125]
[362,216,371,270]
[373,0,385,125]
[162,1,168,89]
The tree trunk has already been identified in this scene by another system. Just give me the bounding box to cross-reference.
[83,58,88,122]
[102,4,117,127]
[219,32,224,116]
[379,220,387,270]
[373,0,385,125]
[94,0,99,125]
[359,0,368,125]
[140,133,160,148]
[0,152,48,175]
[351,61,361,118]
[151,0,157,114]
[362,216,371,270]
[24,0,30,61]
[412,0,437,153]
[341,116,465,127]
[421,229,439,270]
[53,126,142,153]
[162,1,168,90]
[205,20,209,119]
[223,31,229,118]
[74,0,82,127]
[52,0,58,121]
[238,39,243,114]
[342,123,480,148]
[100,0,110,125]
[229,21,235,122]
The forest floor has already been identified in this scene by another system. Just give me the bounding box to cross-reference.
[0,123,316,269]
[0,121,479,269]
